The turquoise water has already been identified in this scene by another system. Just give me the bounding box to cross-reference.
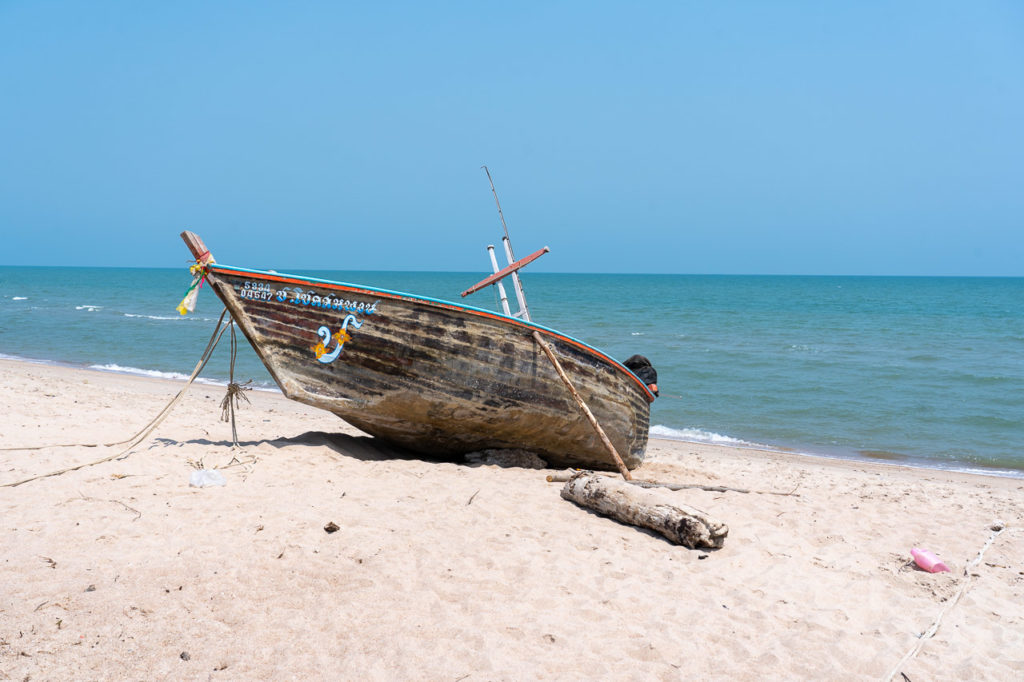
[2,266,1022,476]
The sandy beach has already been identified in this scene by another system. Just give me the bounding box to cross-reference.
[1,357,1021,680]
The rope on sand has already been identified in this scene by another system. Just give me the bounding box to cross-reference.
[1,310,230,488]
[884,521,1009,681]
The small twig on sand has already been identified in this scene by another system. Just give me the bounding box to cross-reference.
[221,455,258,471]
[545,470,800,497]
[74,494,142,521]
[467,489,481,506]
[112,499,142,521]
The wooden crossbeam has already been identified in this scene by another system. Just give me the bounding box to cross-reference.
[460,246,549,298]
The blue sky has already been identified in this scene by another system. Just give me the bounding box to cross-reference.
[2,2,1022,275]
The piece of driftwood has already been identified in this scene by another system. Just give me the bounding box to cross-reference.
[546,470,800,497]
[560,472,728,548]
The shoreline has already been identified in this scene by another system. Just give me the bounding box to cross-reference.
[3,354,1020,481]
[653,429,1024,481]
[2,357,1022,679]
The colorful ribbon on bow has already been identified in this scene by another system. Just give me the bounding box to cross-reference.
[176,259,211,315]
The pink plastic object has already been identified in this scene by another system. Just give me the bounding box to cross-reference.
[911,548,950,573]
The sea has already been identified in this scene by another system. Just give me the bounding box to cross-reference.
[2,266,1022,477]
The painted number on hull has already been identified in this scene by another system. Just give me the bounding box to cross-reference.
[240,281,273,301]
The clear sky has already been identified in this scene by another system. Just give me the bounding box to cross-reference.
[2,1,1022,275]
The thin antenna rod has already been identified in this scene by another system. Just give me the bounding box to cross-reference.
[482,165,516,261]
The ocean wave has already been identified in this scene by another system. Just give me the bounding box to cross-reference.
[76,305,102,311]
[123,313,217,321]
[124,313,180,320]
[12,296,28,300]
[907,353,941,363]
[87,363,278,391]
[943,465,1024,479]
[0,352,54,364]
[89,363,219,384]
[649,424,755,447]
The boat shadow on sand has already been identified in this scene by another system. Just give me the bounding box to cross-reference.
[151,434,710,547]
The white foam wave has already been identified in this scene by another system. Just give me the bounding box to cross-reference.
[124,313,178,320]
[0,352,54,364]
[942,465,1024,479]
[87,363,278,391]
[12,296,28,300]
[649,424,754,447]
[89,363,214,383]
[76,305,102,311]
[123,313,216,321]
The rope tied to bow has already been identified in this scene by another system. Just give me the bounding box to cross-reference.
[220,381,252,423]
[220,320,251,447]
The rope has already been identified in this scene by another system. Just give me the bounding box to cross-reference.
[883,521,1009,681]
[219,320,251,447]
[1,309,231,487]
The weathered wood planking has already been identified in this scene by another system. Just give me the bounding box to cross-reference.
[183,235,652,470]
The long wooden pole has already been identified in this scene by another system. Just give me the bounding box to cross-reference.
[545,470,801,496]
[532,331,632,480]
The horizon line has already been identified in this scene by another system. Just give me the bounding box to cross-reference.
[2,263,1023,279]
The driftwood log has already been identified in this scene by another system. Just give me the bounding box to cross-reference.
[560,472,728,549]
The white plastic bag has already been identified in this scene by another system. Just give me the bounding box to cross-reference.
[189,469,226,488]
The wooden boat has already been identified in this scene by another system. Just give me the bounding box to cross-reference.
[180,231,653,470]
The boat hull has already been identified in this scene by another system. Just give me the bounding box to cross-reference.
[203,265,651,470]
